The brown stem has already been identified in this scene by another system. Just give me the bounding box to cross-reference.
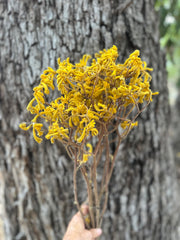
[81,166,95,228]
[88,128,104,227]
[99,189,109,227]
[99,130,110,201]
[107,137,121,185]
[99,135,122,223]
[73,155,90,229]
[92,154,100,227]
[98,133,110,216]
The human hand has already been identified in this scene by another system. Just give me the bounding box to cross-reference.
[63,205,102,240]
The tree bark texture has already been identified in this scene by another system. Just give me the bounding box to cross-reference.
[0,0,180,239]
[171,92,180,179]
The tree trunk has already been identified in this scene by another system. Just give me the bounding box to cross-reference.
[171,91,180,179]
[0,0,179,239]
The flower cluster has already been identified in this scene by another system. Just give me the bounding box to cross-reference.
[20,46,158,158]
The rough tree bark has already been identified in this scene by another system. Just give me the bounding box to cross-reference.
[171,92,180,179]
[0,0,180,239]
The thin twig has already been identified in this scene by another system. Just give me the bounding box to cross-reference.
[92,154,100,227]
[73,155,90,229]
[81,166,95,228]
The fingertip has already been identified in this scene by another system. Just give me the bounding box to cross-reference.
[96,228,102,235]
[90,228,102,238]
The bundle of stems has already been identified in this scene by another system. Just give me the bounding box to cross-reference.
[65,100,149,228]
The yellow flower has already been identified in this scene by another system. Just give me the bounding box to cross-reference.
[121,121,138,130]
[19,123,43,143]
[77,120,98,143]
[78,143,93,165]
[45,122,69,144]
[20,45,158,145]
[86,143,93,153]
[19,122,32,131]
[33,123,43,143]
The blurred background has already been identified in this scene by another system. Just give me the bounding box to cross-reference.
[156,0,180,104]
[156,0,180,176]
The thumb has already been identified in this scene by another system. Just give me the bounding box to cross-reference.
[89,228,102,238]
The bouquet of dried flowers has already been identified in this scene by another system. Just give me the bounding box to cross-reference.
[20,46,158,228]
